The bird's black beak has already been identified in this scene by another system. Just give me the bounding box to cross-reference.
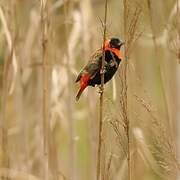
[120,42,125,46]
[117,41,125,48]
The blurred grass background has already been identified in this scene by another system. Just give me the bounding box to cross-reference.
[0,0,180,180]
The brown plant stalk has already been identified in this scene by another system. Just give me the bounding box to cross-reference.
[121,1,142,180]
[40,0,50,179]
[0,49,13,180]
[123,0,130,179]
[0,5,17,180]
[97,0,108,180]
[63,1,75,179]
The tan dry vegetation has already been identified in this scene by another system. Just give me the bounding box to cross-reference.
[0,0,180,180]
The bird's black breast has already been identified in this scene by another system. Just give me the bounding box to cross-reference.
[88,50,121,86]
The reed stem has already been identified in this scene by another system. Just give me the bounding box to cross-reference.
[96,0,108,180]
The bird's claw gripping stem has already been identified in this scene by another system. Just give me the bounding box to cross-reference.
[98,87,104,94]
[100,68,105,74]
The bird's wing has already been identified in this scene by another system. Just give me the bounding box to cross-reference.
[75,49,103,82]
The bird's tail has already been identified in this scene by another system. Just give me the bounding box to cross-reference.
[76,88,84,101]
[76,75,90,101]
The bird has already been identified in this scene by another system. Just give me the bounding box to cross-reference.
[75,37,124,101]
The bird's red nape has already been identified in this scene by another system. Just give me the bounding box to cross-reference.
[103,39,123,60]
[105,46,123,60]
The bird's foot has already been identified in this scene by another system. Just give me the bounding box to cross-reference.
[100,68,106,74]
[98,87,104,94]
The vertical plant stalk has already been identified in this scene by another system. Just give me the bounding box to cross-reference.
[63,1,75,179]
[123,0,130,180]
[121,2,141,179]
[40,0,50,179]
[176,0,180,173]
[178,0,180,62]
[96,0,108,180]
[122,3,142,180]
[0,50,13,180]
[0,5,17,180]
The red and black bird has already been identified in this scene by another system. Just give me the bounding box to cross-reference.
[75,37,124,101]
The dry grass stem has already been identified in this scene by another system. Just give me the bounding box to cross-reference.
[0,6,17,94]
[40,0,50,179]
[121,1,141,180]
[97,0,108,180]
[63,1,76,179]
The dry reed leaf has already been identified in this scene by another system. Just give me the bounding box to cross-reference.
[114,157,127,180]
[0,6,18,95]
[133,127,165,177]
[0,168,40,180]
[21,10,40,84]
[112,77,116,101]
[139,0,180,49]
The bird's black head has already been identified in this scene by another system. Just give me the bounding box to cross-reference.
[109,38,124,50]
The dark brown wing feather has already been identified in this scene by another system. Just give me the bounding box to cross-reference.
[75,49,103,83]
